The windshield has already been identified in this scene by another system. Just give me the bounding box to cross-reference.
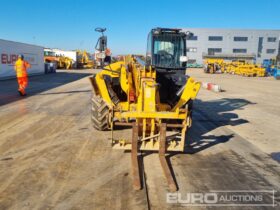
[44,51,55,56]
[152,34,185,69]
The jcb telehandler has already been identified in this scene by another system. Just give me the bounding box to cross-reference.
[89,28,201,191]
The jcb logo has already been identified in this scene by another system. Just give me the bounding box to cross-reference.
[1,53,18,64]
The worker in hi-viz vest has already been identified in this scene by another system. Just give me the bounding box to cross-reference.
[104,48,112,65]
[14,55,31,96]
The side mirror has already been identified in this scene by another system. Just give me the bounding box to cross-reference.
[180,56,188,62]
[185,31,194,39]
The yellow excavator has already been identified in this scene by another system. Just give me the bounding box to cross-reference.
[89,28,201,191]
[77,50,94,69]
[57,56,73,69]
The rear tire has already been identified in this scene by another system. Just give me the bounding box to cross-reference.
[91,95,109,130]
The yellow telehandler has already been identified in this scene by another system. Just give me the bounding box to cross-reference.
[89,28,201,191]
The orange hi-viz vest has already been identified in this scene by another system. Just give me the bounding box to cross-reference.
[14,59,31,77]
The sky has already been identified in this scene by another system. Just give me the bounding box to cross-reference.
[0,0,279,55]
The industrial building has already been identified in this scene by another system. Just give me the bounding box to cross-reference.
[183,28,280,64]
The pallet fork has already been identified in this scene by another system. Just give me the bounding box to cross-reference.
[131,123,177,192]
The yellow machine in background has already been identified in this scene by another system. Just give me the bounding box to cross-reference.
[77,50,94,69]
[44,49,73,70]
[253,64,266,77]
[57,56,73,69]
[204,59,266,77]
[90,28,201,191]
[204,58,225,73]
[224,60,265,77]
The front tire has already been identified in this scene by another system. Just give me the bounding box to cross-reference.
[91,95,109,130]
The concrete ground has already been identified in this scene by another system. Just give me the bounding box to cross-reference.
[0,69,279,209]
[187,68,280,155]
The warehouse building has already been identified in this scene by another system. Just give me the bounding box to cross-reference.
[183,28,280,64]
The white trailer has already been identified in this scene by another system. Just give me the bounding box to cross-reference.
[52,48,77,68]
[0,39,44,79]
